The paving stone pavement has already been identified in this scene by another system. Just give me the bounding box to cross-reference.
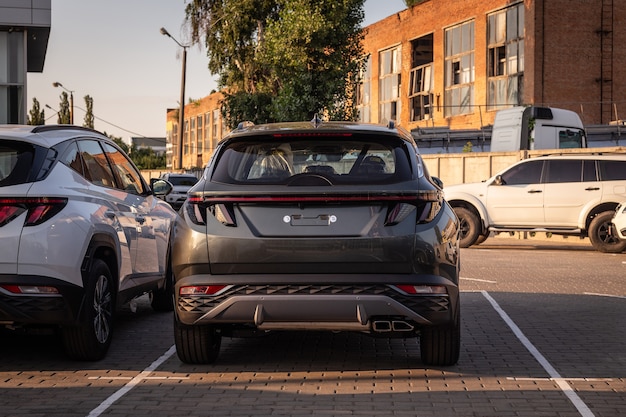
[0,242,624,417]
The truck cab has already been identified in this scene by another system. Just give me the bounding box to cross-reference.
[490,106,587,152]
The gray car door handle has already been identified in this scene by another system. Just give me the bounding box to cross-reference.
[527,190,542,193]
[585,187,600,191]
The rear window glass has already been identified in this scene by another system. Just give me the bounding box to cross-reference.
[0,142,35,186]
[168,176,199,186]
[211,135,412,185]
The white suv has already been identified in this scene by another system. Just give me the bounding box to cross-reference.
[0,125,178,360]
[444,154,626,253]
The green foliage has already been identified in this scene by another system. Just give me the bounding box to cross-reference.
[109,135,129,154]
[83,95,94,129]
[186,0,366,126]
[129,146,166,170]
[462,141,473,153]
[27,98,45,125]
[57,92,71,124]
[405,0,427,7]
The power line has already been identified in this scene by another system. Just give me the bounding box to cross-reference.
[44,104,148,137]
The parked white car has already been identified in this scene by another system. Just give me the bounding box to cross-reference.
[0,125,178,360]
[159,172,199,210]
[444,154,626,253]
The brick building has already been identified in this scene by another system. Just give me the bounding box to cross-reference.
[360,0,624,131]
[168,0,624,169]
[165,91,225,170]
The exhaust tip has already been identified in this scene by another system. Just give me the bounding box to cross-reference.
[372,321,392,332]
[392,321,414,332]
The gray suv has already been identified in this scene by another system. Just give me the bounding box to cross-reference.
[170,119,461,366]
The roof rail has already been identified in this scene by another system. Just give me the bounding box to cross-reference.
[31,125,102,135]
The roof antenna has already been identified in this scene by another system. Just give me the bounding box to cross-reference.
[310,114,323,128]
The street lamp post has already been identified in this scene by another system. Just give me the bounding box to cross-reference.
[160,27,188,170]
[52,82,74,124]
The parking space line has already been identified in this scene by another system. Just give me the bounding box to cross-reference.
[461,277,497,284]
[583,292,626,299]
[481,291,595,417]
[86,345,176,417]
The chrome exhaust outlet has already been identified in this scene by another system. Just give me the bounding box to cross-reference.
[392,321,414,332]
[372,321,392,332]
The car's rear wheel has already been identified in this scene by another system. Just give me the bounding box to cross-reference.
[588,211,626,253]
[62,259,114,361]
[174,316,221,364]
[453,207,480,248]
[420,315,460,366]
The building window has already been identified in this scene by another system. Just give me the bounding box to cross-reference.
[189,117,196,155]
[204,112,211,153]
[409,34,434,122]
[379,46,401,124]
[444,21,474,117]
[487,3,524,110]
[183,120,189,155]
[196,115,203,154]
[212,109,220,151]
[357,56,371,123]
[0,31,25,124]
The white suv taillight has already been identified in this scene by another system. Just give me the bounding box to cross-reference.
[0,197,68,227]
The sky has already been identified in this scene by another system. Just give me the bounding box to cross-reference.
[26,0,407,142]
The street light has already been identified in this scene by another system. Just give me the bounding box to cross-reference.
[160,27,188,170]
[52,82,74,124]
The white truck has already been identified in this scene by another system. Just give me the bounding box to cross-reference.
[490,106,587,151]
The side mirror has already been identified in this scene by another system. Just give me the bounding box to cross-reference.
[151,178,173,199]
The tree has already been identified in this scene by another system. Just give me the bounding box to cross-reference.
[129,145,166,170]
[27,98,45,125]
[57,92,71,124]
[405,0,427,6]
[108,134,129,154]
[185,0,366,127]
[83,95,94,129]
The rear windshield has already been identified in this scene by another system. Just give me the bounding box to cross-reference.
[211,135,413,185]
[0,141,35,187]
[169,176,199,186]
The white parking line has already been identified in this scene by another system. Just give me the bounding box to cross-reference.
[461,277,497,284]
[86,345,176,417]
[583,292,626,299]
[481,291,595,417]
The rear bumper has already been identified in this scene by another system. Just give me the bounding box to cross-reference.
[175,274,459,331]
[0,275,84,326]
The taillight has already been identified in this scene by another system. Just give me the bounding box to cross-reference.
[180,285,229,295]
[385,189,443,226]
[185,196,208,225]
[0,197,68,227]
[393,285,447,295]
[0,285,60,295]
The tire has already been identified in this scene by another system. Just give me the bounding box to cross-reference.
[174,316,221,364]
[588,210,626,253]
[453,207,481,248]
[474,233,489,245]
[420,316,461,366]
[62,259,114,361]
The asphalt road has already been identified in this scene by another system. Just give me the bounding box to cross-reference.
[1,237,624,417]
